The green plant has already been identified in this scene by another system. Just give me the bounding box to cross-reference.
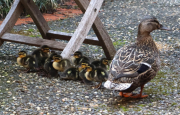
[33,0,58,13]
[0,0,13,19]
[113,40,126,47]
[0,0,59,20]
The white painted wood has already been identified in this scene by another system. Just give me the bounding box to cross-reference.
[61,0,104,59]
[75,0,116,59]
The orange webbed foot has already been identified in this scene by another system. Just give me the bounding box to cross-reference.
[119,92,133,97]
[130,94,148,98]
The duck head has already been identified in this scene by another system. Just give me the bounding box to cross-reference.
[137,16,170,38]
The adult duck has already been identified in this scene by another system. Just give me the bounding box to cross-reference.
[104,16,170,98]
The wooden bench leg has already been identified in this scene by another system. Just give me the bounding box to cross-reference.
[20,0,50,40]
[0,0,23,46]
[74,0,116,60]
[61,0,104,59]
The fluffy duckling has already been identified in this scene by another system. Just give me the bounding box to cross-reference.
[78,62,93,85]
[71,51,90,67]
[32,45,50,69]
[52,55,71,72]
[17,51,37,72]
[43,52,58,78]
[85,64,108,88]
[60,67,79,80]
[91,58,109,70]
[104,16,170,98]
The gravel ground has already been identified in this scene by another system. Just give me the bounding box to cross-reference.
[1,0,180,114]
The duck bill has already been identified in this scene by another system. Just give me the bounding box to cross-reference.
[160,24,171,31]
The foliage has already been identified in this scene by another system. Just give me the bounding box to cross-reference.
[0,0,63,20]
[0,0,13,19]
[33,0,58,13]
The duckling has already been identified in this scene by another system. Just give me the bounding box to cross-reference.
[104,16,170,98]
[71,51,90,67]
[78,62,93,85]
[32,45,50,69]
[91,58,109,70]
[52,55,71,72]
[59,61,89,80]
[17,51,37,72]
[85,64,108,88]
[43,52,58,78]
[60,67,79,80]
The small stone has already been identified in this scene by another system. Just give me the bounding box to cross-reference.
[85,96,89,98]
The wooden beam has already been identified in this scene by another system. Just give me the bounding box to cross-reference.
[0,0,23,46]
[20,0,50,39]
[61,0,104,59]
[47,30,101,46]
[1,33,66,50]
[74,0,116,59]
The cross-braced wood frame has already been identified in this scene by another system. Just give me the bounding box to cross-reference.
[0,0,116,59]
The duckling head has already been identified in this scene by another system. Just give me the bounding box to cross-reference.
[73,51,82,59]
[101,58,109,65]
[41,45,50,53]
[53,55,62,63]
[138,16,170,38]
[18,51,27,58]
[49,52,58,60]
[78,62,88,71]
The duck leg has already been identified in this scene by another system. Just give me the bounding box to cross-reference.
[119,92,133,97]
[130,85,148,98]
[95,82,102,89]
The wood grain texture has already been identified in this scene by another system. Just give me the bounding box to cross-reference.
[0,0,23,46]
[20,0,50,39]
[61,0,104,59]
[74,0,116,59]
[47,30,101,46]
[1,33,66,50]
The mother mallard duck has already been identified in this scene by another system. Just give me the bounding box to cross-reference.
[104,16,170,98]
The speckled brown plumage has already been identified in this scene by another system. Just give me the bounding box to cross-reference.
[104,16,170,98]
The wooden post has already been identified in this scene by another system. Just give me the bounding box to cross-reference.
[0,0,23,46]
[0,0,115,60]
[20,0,50,39]
[61,0,104,59]
[74,0,116,59]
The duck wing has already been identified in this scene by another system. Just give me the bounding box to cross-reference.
[109,45,155,83]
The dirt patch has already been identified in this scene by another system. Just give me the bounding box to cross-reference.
[0,0,82,26]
